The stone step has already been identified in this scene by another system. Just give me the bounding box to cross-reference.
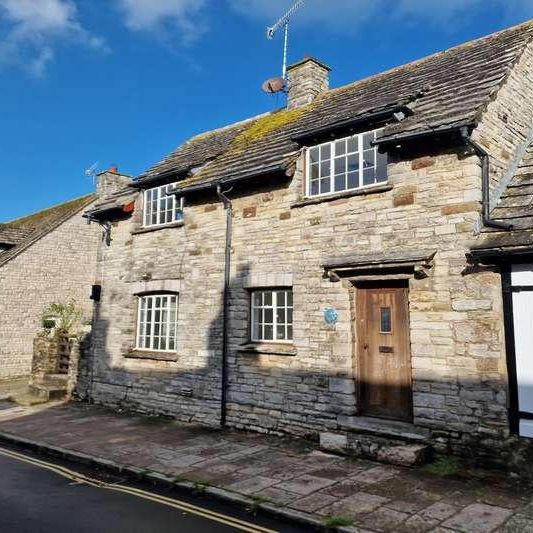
[10,393,49,407]
[39,374,69,387]
[338,415,431,443]
[29,383,67,402]
[320,421,433,467]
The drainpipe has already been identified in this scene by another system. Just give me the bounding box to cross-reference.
[460,127,513,231]
[216,185,233,427]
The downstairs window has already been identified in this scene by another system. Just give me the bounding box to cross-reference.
[136,294,178,352]
[251,289,293,343]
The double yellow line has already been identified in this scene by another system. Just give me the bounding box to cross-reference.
[0,446,277,533]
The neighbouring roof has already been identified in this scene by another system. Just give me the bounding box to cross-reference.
[134,20,533,193]
[84,188,137,219]
[471,142,533,256]
[0,194,96,267]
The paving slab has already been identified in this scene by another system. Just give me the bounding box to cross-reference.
[442,503,513,532]
[0,402,533,532]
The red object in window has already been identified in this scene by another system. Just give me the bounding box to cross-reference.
[122,201,135,213]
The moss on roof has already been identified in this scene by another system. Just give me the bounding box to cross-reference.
[4,194,95,230]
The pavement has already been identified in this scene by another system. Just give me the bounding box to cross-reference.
[0,446,306,533]
[0,402,532,532]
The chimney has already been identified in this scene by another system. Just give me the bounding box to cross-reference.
[286,57,330,110]
[96,166,132,198]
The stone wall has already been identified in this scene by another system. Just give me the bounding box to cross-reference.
[0,207,100,379]
[83,143,510,451]
[82,46,533,454]
[473,41,533,207]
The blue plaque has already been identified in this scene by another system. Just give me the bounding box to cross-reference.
[324,307,338,325]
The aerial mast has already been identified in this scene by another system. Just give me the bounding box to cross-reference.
[266,0,305,80]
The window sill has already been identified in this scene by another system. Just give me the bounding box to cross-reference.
[124,350,179,362]
[290,183,392,208]
[238,342,296,356]
[131,221,184,235]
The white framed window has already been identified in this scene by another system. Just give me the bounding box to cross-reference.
[143,184,183,227]
[251,289,293,343]
[306,129,387,197]
[136,294,178,352]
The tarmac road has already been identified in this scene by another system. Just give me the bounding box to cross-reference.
[0,446,310,533]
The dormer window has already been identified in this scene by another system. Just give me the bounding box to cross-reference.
[143,184,183,227]
[306,130,387,197]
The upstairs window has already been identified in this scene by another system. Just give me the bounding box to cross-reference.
[136,294,178,352]
[143,184,183,227]
[306,130,387,197]
[251,289,293,343]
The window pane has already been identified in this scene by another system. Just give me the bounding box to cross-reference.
[380,307,392,333]
[253,293,262,307]
[347,155,359,172]
[320,161,330,178]
[276,325,286,341]
[310,164,319,179]
[347,136,358,153]
[334,174,346,192]
[264,308,273,323]
[264,325,273,340]
[321,144,331,160]
[363,149,375,169]
[375,165,387,183]
[334,157,346,174]
[363,132,375,150]
[309,147,319,164]
[263,291,272,306]
[276,291,285,306]
[287,291,293,306]
[310,180,319,196]
[334,139,346,156]
[320,178,330,194]
[287,325,293,340]
[347,172,358,189]
[276,309,285,323]
[363,167,376,185]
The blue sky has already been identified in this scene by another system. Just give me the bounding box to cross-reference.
[1,0,532,221]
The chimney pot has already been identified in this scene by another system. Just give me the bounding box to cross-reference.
[286,57,330,110]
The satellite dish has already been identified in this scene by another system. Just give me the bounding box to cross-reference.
[262,77,286,94]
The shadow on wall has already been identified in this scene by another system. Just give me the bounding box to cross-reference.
[75,261,516,463]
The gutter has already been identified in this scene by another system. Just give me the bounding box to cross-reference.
[215,185,233,427]
[459,127,513,231]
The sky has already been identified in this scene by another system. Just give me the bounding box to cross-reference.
[1,0,533,222]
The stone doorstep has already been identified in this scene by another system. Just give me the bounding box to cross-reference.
[338,416,431,443]
[320,417,433,467]
[0,431,336,533]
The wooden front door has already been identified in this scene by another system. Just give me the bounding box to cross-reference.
[356,282,412,421]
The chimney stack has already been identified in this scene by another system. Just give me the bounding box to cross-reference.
[286,57,330,110]
[96,166,132,198]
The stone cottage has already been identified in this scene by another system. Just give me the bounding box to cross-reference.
[0,194,100,384]
[82,20,533,464]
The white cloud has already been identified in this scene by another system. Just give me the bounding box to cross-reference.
[228,0,533,33]
[0,0,107,76]
[116,0,209,45]
[228,0,378,33]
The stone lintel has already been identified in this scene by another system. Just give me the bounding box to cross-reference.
[242,273,293,289]
[130,279,181,295]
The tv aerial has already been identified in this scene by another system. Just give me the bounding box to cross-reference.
[263,0,305,94]
[84,161,99,185]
